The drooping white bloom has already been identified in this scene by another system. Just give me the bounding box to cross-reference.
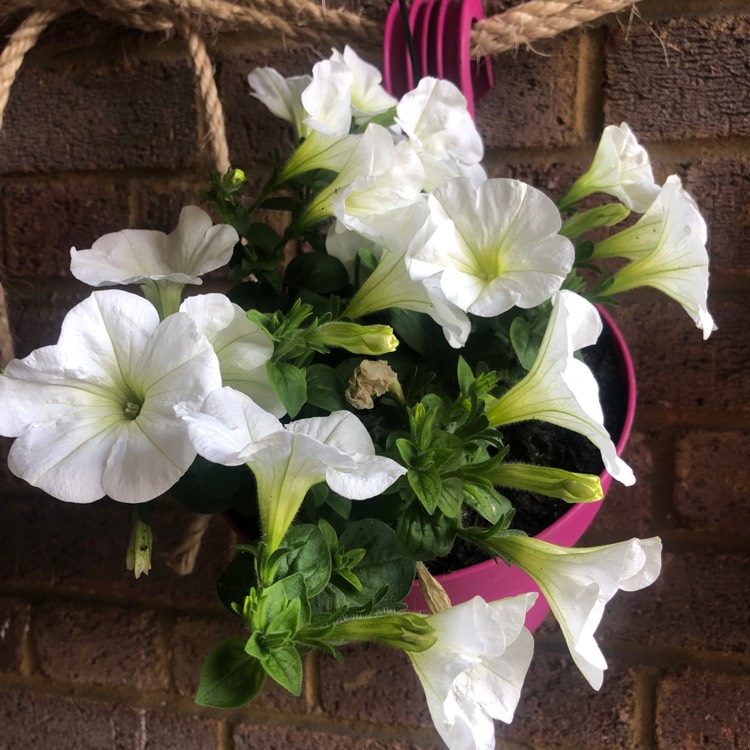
[70,206,238,288]
[179,294,284,417]
[301,124,424,234]
[396,77,485,191]
[595,176,715,339]
[407,178,574,317]
[247,67,312,138]
[0,291,221,504]
[559,123,660,212]
[494,535,662,689]
[486,290,635,486]
[409,594,536,750]
[179,387,407,551]
[301,57,355,136]
[330,46,397,122]
[337,202,471,347]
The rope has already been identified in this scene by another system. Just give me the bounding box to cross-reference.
[471,0,638,56]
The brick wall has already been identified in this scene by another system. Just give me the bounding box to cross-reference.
[0,1,748,748]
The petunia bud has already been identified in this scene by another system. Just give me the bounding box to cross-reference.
[490,464,603,503]
[308,322,399,355]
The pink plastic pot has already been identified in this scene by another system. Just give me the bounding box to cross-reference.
[383,0,493,117]
[404,306,637,630]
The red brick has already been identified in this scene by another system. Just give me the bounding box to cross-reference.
[476,36,580,150]
[0,491,233,607]
[234,723,441,750]
[500,653,637,748]
[586,430,655,540]
[2,181,130,278]
[656,669,750,750]
[219,47,325,168]
[0,597,29,674]
[0,60,199,174]
[140,711,219,750]
[0,690,220,749]
[0,690,142,750]
[601,551,749,653]
[608,293,747,412]
[604,17,750,141]
[134,180,213,232]
[673,431,750,534]
[33,602,165,690]
[2,282,92,358]
[319,644,432,729]
[683,158,750,277]
[486,159,583,198]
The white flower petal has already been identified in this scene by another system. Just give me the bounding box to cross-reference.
[410,594,536,750]
[247,67,312,137]
[302,58,354,136]
[498,536,662,689]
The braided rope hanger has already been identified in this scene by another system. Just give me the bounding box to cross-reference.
[0,0,639,173]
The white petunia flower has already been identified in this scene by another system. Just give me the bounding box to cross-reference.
[179,294,284,417]
[0,290,222,504]
[494,536,661,689]
[179,387,406,551]
[409,594,536,750]
[331,46,397,122]
[407,178,574,317]
[338,202,471,348]
[595,176,715,339]
[247,67,312,138]
[70,206,238,317]
[486,290,635,486]
[301,124,424,234]
[301,57,355,136]
[559,123,660,212]
[396,78,484,191]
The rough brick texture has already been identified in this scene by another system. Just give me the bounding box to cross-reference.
[0,61,200,174]
[0,2,748,749]
[604,16,750,141]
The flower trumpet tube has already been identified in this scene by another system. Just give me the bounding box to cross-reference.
[409,594,537,750]
[179,387,406,552]
[489,536,662,690]
[485,290,635,486]
[594,176,715,339]
[558,123,660,212]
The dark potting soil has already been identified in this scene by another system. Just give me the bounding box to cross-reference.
[428,323,629,574]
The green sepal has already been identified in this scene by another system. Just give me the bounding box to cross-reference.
[195,637,266,708]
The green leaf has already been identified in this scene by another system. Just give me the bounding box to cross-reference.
[217,552,258,614]
[408,469,442,514]
[284,253,349,294]
[306,364,348,411]
[395,503,457,560]
[267,598,303,637]
[262,642,304,695]
[337,519,416,606]
[267,360,307,418]
[509,317,541,371]
[275,525,332,597]
[195,637,266,708]
[396,438,419,467]
[435,477,464,518]
[463,483,513,524]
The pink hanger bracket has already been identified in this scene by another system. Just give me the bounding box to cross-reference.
[383,0,493,119]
